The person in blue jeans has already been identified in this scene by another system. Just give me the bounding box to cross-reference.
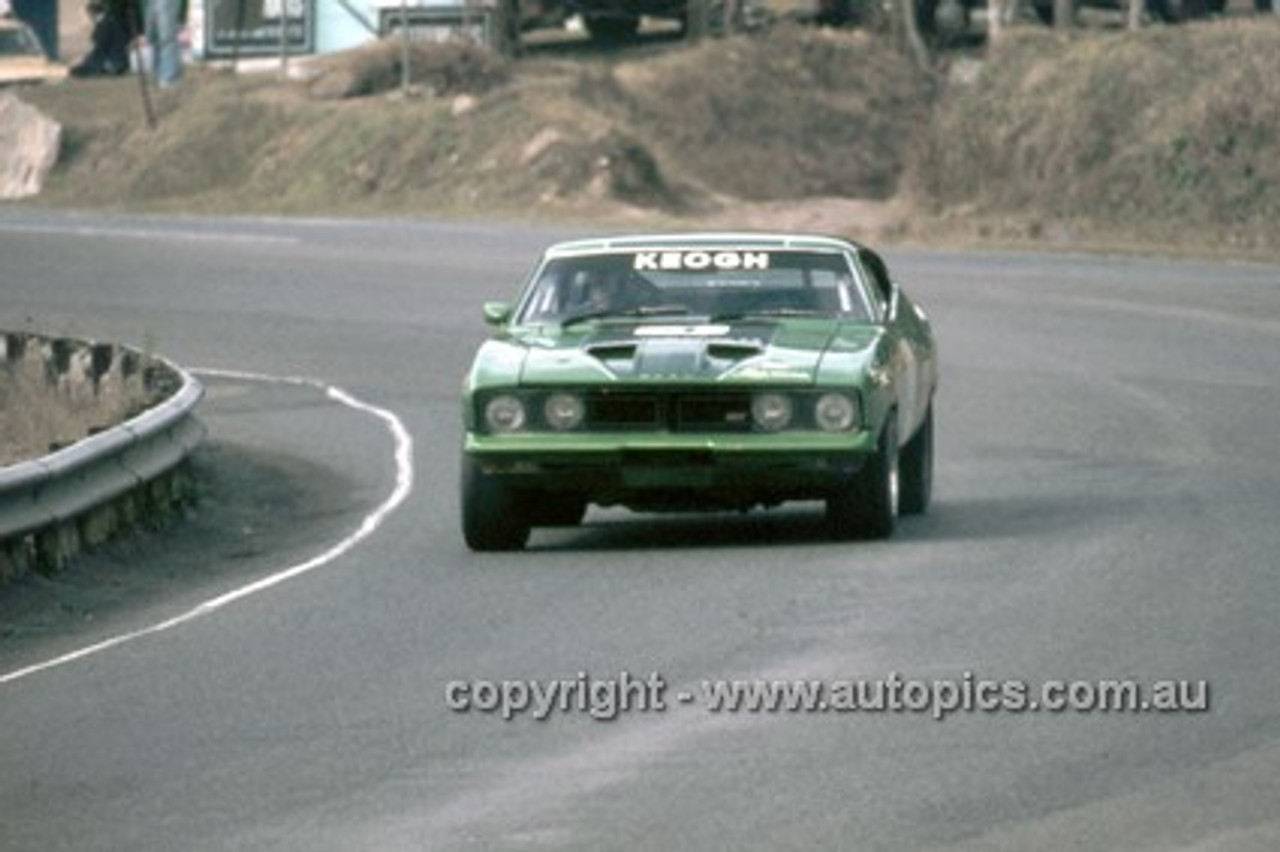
[145,0,182,86]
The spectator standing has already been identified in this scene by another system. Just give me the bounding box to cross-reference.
[145,0,182,87]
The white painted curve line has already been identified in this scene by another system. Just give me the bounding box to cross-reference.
[0,368,415,686]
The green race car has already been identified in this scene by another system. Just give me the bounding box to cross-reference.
[461,233,938,551]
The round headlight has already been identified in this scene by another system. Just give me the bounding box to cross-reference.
[815,392,858,432]
[484,394,526,433]
[751,393,794,432]
[543,393,585,431]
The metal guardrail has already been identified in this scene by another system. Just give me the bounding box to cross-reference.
[0,356,204,574]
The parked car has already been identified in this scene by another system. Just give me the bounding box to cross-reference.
[0,14,67,86]
[460,232,938,551]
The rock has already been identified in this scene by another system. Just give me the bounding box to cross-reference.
[0,93,62,200]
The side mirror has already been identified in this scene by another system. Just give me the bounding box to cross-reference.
[482,301,513,326]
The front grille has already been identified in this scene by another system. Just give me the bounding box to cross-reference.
[677,396,752,430]
[588,395,662,429]
[585,391,754,433]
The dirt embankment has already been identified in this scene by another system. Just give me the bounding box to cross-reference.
[17,19,1280,258]
[0,334,175,467]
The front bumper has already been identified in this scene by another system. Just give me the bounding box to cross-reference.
[465,431,876,510]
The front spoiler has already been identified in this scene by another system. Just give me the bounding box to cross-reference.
[465,432,876,511]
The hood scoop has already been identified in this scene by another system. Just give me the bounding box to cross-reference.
[585,336,764,379]
[706,341,765,360]
[636,339,707,377]
[585,342,639,362]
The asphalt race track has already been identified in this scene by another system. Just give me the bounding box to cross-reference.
[2,210,1278,851]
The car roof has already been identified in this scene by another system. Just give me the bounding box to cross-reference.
[542,232,865,259]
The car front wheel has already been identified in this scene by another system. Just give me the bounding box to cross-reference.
[899,401,933,515]
[461,455,531,551]
[826,413,899,540]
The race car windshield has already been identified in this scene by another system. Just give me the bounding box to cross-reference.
[516,250,873,325]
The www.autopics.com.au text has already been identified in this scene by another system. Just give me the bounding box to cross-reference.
[444,670,1211,722]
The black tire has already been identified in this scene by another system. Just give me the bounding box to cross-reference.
[528,493,588,527]
[461,455,531,552]
[899,402,933,516]
[826,413,899,540]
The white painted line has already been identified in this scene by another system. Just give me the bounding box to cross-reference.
[0,368,415,686]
